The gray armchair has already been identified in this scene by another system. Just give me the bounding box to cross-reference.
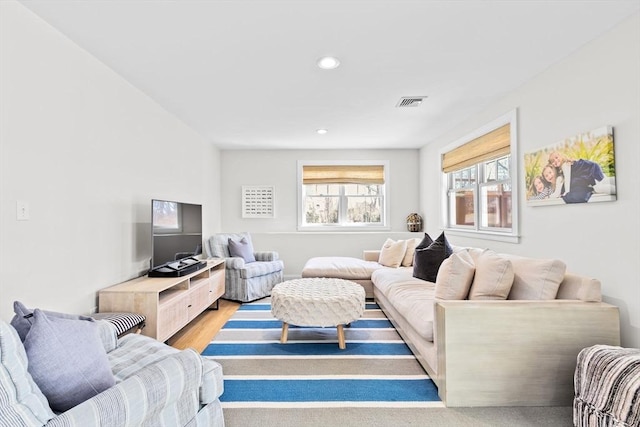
[205,232,284,302]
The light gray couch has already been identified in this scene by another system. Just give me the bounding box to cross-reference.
[302,246,621,407]
[0,319,224,427]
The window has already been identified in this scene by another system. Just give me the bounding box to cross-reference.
[441,111,519,241]
[298,162,388,230]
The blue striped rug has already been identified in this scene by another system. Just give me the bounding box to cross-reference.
[202,299,443,408]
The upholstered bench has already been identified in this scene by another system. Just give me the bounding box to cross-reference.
[573,344,640,427]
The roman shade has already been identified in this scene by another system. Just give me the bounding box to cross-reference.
[302,165,385,185]
[442,124,510,173]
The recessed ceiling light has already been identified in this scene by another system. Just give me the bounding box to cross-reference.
[316,129,328,135]
[317,56,340,70]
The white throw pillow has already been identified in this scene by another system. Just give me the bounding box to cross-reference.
[468,250,514,300]
[435,250,475,300]
[379,238,408,268]
[401,238,422,267]
[504,256,567,300]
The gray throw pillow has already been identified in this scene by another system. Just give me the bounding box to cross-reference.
[413,232,453,283]
[228,237,256,263]
[23,309,115,412]
[10,300,92,342]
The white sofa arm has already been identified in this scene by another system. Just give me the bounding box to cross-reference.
[46,349,205,427]
[254,251,279,262]
[363,250,380,262]
[434,300,620,407]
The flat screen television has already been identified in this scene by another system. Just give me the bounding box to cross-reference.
[151,199,203,270]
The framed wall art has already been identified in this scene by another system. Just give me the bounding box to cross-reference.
[524,126,616,206]
[242,185,275,218]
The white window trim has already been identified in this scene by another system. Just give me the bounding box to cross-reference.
[297,160,391,232]
[439,109,520,243]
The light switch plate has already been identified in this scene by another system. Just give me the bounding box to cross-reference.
[16,200,29,221]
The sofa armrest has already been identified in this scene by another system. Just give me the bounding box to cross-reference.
[363,250,380,262]
[434,300,620,407]
[200,358,224,404]
[95,319,118,353]
[46,349,205,427]
[223,256,245,269]
[255,251,279,262]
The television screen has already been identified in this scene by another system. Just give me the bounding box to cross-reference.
[151,199,203,269]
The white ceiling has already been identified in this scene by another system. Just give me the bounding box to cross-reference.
[19,1,640,150]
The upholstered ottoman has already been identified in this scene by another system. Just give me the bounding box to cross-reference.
[271,278,365,349]
[573,344,640,427]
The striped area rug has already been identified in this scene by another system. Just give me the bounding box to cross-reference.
[202,298,443,408]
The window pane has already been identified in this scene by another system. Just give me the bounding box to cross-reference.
[497,157,510,180]
[480,184,512,229]
[453,167,476,189]
[304,184,340,196]
[344,184,380,196]
[304,196,339,224]
[484,160,497,182]
[346,196,382,223]
[449,190,475,226]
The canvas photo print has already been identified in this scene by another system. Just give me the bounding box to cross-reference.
[525,126,616,206]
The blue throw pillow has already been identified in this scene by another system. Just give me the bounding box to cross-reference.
[413,232,453,283]
[23,310,115,412]
[228,237,256,263]
[10,300,93,342]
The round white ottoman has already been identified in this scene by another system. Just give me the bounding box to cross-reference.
[271,278,365,349]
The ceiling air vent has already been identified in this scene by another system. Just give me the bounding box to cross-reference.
[396,96,427,108]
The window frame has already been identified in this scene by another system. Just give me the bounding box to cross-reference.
[297,160,390,231]
[440,110,520,243]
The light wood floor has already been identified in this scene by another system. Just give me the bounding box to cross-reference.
[167,299,241,353]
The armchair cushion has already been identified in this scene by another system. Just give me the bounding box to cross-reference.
[23,310,115,412]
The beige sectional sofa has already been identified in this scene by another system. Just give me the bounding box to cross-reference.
[302,245,621,407]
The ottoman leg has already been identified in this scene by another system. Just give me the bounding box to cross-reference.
[280,322,289,344]
[337,324,346,349]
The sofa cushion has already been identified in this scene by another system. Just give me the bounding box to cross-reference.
[413,232,453,282]
[503,255,567,300]
[435,250,475,300]
[10,300,93,342]
[0,320,55,425]
[401,238,422,267]
[302,257,384,280]
[468,250,514,300]
[23,310,115,412]
[372,267,422,298]
[379,238,408,268]
[385,282,437,342]
[228,237,256,263]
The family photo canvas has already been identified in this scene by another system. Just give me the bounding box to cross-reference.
[525,126,617,206]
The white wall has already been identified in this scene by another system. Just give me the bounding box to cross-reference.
[420,14,640,348]
[0,2,221,321]
[219,149,422,277]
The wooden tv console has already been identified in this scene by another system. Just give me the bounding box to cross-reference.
[98,259,225,341]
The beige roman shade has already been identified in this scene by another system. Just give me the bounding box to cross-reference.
[442,124,511,173]
[302,165,385,185]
